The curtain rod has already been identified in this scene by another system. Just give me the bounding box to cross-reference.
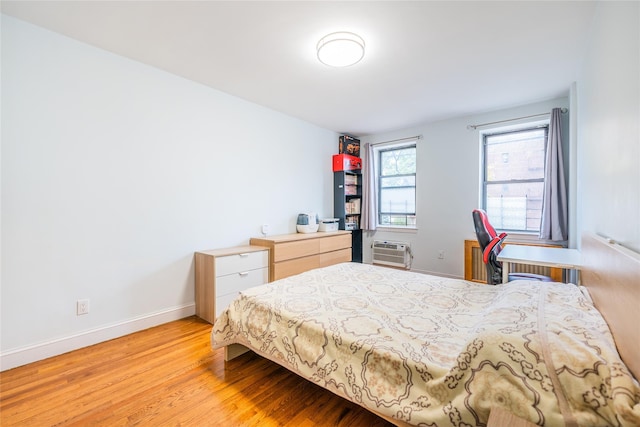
[370,135,422,147]
[466,108,568,130]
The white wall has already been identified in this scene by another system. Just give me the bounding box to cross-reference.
[1,15,337,369]
[576,1,640,253]
[361,97,570,278]
[361,1,640,276]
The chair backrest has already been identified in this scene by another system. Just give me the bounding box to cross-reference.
[472,209,496,251]
[472,209,506,284]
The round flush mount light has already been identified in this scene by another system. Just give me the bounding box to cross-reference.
[316,32,365,67]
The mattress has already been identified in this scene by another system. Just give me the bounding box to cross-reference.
[212,262,640,426]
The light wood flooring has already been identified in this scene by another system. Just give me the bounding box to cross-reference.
[0,316,393,426]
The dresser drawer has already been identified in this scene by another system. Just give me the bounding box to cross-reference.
[216,267,268,297]
[273,255,320,281]
[319,234,352,253]
[215,250,268,277]
[273,239,319,262]
[319,248,351,267]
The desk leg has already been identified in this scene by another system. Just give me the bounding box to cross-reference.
[502,262,510,283]
[567,268,581,285]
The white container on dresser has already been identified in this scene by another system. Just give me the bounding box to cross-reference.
[194,245,269,324]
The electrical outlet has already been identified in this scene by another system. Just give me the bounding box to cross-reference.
[261,224,269,235]
[438,250,445,260]
[77,299,90,315]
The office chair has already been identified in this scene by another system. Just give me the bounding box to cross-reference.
[472,209,552,285]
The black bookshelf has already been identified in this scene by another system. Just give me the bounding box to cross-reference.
[334,170,363,263]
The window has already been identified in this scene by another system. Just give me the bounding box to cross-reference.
[377,144,416,227]
[482,126,548,233]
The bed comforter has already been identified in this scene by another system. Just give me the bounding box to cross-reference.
[212,262,640,426]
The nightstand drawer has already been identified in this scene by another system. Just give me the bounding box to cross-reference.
[216,267,268,297]
[216,251,268,277]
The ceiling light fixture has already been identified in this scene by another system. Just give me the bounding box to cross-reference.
[316,32,365,67]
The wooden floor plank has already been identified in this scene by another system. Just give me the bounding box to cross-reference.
[0,316,393,426]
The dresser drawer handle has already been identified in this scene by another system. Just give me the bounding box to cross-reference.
[238,272,249,277]
[238,253,250,257]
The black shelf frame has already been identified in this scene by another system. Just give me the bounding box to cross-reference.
[334,170,363,263]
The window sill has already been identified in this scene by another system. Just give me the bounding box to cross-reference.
[375,226,418,234]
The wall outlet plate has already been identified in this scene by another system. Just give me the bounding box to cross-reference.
[77,299,89,315]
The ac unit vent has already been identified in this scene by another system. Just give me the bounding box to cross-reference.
[372,241,410,269]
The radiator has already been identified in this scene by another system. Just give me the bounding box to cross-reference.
[372,240,410,269]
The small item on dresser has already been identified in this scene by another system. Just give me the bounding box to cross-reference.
[318,218,339,232]
[296,212,319,233]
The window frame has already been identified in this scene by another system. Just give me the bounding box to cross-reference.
[481,124,549,234]
[375,142,417,229]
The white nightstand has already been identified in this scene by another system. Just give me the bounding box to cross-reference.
[194,246,269,324]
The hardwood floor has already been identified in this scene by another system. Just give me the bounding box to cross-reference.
[0,316,393,426]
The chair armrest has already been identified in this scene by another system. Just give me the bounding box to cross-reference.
[483,235,506,264]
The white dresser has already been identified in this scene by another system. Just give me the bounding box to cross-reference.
[194,245,269,324]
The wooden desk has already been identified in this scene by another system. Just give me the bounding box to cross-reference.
[497,245,581,284]
[464,239,563,283]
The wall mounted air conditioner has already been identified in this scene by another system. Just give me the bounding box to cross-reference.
[372,240,410,269]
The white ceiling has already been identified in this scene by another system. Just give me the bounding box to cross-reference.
[1,1,597,136]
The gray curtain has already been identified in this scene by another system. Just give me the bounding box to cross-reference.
[361,143,377,231]
[539,108,568,241]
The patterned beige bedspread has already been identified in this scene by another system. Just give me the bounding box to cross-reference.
[211,262,640,426]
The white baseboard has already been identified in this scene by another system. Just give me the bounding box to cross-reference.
[0,303,196,372]
[364,261,464,280]
[409,268,464,280]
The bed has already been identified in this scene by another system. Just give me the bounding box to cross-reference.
[211,234,640,426]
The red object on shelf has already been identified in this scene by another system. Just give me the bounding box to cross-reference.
[333,154,362,172]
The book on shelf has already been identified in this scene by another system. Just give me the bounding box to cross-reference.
[345,185,358,195]
[345,198,361,214]
[346,199,360,214]
[344,174,359,186]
